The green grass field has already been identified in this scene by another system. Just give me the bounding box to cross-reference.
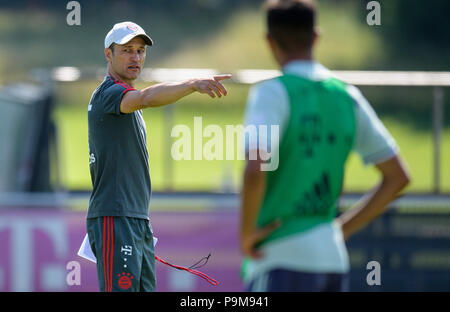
[53,80,450,193]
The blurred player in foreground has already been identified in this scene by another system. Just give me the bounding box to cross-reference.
[240,0,410,291]
[87,21,231,292]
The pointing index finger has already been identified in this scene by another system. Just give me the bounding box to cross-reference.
[213,74,232,82]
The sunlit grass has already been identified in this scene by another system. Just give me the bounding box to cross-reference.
[53,81,448,193]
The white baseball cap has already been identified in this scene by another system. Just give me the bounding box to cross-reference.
[104,21,153,49]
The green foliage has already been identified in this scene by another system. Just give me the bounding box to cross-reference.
[0,0,448,78]
[358,0,450,70]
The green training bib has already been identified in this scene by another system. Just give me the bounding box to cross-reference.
[258,74,356,244]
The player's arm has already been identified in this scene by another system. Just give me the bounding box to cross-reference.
[240,81,287,258]
[241,153,281,258]
[120,75,232,113]
[241,154,266,258]
[336,155,410,240]
[336,85,411,240]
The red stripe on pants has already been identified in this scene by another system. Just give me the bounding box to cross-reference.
[107,217,111,292]
[103,217,107,291]
[110,217,114,292]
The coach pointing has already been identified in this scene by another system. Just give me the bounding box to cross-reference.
[86,21,231,292]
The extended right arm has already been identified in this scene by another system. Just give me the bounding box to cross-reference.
[120,75,232,113]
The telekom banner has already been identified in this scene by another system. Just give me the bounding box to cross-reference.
[0,209,244,292]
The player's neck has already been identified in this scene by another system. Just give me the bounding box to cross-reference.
[107,68,135,87]
[279,51,314,67]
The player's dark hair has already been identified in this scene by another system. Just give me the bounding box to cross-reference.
[266,0,316,53]
[109,43,116,54]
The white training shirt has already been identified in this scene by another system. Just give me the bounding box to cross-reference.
[242,60,399,283]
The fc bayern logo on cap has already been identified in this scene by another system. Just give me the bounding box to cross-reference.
[127,24,138,31]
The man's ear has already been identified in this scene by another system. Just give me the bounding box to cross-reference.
[266,33,282,60]
[266,33,278,54]
[266,33,274,48]
[312,27,320,47]
[105,48,113,63]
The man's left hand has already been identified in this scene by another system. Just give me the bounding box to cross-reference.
[241,219,281,259]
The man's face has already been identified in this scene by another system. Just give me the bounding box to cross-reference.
[106,36,147,82]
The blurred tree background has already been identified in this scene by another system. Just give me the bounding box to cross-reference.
[0,0,449,192]
[0,0,449,75]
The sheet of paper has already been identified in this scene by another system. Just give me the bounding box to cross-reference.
[77,233,158,263]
